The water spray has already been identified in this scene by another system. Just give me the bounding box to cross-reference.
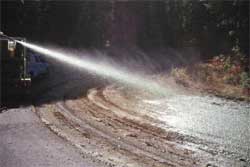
[15,40,170,96]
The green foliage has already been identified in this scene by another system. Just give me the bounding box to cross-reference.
[223,56,231,71]
[240,72,250,89]
[224,74,240,86]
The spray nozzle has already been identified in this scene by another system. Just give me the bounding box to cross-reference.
[0,32,16,41]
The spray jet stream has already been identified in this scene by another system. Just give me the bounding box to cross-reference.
[16,40,170,96]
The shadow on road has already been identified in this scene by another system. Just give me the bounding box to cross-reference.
[1,58,107,108]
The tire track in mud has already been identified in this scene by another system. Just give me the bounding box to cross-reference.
[99,86,249,166]
[34,80,235,167]
[61,100,201,166]
[57,102,184,167]
[55,88,216,166]
[87,88,216,150]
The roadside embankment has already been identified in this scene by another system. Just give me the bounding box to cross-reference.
[171,55,250,101]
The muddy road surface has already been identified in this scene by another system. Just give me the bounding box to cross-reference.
[1,58,249,167]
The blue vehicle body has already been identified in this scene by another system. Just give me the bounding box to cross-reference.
[27,51,49,79]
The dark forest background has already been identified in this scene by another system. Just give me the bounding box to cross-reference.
[1,0,249,60]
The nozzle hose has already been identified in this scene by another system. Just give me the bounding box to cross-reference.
[0,32,16,41]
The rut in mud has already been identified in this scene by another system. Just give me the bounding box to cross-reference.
[35,82,249,167]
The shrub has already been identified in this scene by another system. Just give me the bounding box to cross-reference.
[223,56,231,72]
[240,72,250,89]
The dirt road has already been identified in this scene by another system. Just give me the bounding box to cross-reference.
[1,58,249,167]
[35,83,249,167]
[0,107,106,167]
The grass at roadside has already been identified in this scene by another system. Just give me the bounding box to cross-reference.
[171,54,250,101]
